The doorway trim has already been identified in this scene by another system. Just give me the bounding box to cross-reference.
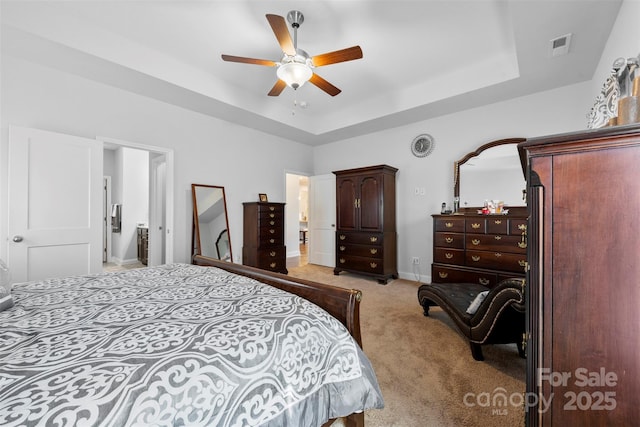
[98,136,174,264]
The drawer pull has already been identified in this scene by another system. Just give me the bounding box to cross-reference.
[270,262,276,268]
[269,229,275,234]
[494,253,502,258]
[438,272,449,279]
[269,206,275,211]
[270,213,275,218]
[519,231,527,248]
[479,278,490,286]
[370,236,378,243]
[270,220,275,226]
[518,224,527,231]
[445,237,454,243]
[445,253,454,259]
[370,262,377,269]
[270,251,276,257]
[471,223,481,229]
[269,239,275,244]
[370,248,378,255]
[339,258,346,264]
[494,220,502,224]
[472,255,481,262]
[494,235,502,240]
[519,260,527,267]
[339,245,346,251]
[445,222,454,228]
[339,235,346,240]
[471,239,480,246]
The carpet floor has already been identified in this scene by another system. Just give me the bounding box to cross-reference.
[288,264,526,427]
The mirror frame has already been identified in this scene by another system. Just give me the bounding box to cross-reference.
[454,137,526,209]
[191,184,233,262]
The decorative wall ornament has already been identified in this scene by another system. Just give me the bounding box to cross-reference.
[587,71,620,129]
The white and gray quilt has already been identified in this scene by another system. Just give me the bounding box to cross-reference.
[0,263,383,426]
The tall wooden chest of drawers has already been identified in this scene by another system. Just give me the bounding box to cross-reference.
[431,213,527,287]
[333,165,398,284]
[242,202,288,274]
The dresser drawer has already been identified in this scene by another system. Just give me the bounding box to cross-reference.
[336,255,384,274]
[466,233,526,254]
[434,232,465,249]
[431,264,498,287]
[509,219,528,235]
[257,246,286,259]
[486,217,509,234]
[258,216,282,227]
[337,243,383,259]
[466,218,485,233]
[434,217,465,232]
[336,232,383,246]
[466,250,527,273]
[434,248,465,265]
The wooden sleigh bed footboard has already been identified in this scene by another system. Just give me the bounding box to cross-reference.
[192,255,366,427]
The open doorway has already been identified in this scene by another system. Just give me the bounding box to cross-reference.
[101,137,174,272]
[285,173,309,268]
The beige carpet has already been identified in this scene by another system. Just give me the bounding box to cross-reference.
[288,264,526,427]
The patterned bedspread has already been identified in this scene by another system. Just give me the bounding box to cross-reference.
[0,263,383,426]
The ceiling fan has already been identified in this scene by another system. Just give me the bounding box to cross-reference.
[221,10,363,97]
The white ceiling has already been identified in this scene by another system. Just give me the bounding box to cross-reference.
[1,0,622,146]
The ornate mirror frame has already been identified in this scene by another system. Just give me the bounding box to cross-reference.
[192,184,233,262]
[454,137,527,211]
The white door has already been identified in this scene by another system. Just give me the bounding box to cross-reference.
[149,155,166,266]
[308,174,336,267]
[8,126,103,283]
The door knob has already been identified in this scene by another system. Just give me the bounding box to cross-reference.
[12,235,23,242]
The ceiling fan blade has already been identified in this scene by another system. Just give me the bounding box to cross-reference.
[268,80,287,97]
[309,73,341,96]
[221,54,277,67]
[311,46,363,67]
[266,14,296,56]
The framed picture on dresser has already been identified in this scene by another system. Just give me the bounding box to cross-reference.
[259,193,268,202]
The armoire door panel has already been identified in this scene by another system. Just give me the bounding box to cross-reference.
[336,178,358,230]
[359,175,381,231]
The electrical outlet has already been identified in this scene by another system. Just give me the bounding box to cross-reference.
[411,257,420,265]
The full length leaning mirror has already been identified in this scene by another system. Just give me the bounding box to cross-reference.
[192,184,233,262]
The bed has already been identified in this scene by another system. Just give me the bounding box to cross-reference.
[0,255,383,427]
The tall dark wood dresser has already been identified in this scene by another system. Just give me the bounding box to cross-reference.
[333,165,398,284]
[520,124,640,426]
[242,202,287,274]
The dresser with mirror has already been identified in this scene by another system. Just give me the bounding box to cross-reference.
[431,138,528,287]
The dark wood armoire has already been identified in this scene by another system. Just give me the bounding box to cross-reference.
[333,165,398,284]
[242,202,288,274]
[520,124,640,426]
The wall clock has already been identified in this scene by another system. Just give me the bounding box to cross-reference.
[411,134,435,157]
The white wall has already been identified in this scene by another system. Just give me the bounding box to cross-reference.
[0,56,314,265]
[312,0,640,282]
[1,1,637,280]
[313,80,593,281]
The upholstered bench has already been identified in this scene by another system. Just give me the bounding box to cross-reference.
[417,278,526,361]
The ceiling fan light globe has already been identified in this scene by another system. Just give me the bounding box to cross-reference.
[277,62,312,89]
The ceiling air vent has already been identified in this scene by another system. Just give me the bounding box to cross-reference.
[550,33,572,57]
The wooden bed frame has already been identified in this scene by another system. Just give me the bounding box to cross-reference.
[192,255,365,427]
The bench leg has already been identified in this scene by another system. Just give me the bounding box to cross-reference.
[516,340,526,358]
[470,342,484,361]
[422,304,430,317]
